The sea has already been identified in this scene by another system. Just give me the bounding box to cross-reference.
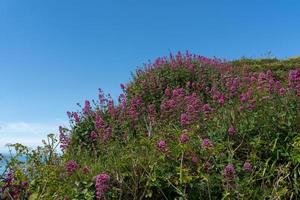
[0,152,9,175]
[0,152,26,175]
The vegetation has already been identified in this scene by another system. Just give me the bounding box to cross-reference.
[1,52,300,199]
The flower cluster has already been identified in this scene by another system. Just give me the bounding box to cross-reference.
[67,111,81,123]
[228,127,236,136]
[179,132,189,143]
[161,90,202,125]
[82,166,91,174]
[90,131,98,141]
[243,161,252,172]
[83,100,91,114]
[223,164,235,180]
[94,113,112,143]
[65,160,78,176]
[288,69,300,95]
[95,172,110,199]
[59,126,71,151]
[1,171,29,199]
[157,140,167,151]
[202,138,214,149]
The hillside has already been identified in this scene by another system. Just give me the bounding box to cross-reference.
[1,52,300,200]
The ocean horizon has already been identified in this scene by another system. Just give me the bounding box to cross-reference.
[0,152,26,175]
[0,152,9,175]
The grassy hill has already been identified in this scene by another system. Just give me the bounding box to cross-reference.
[232,56,300,80]
[1,52,300,200]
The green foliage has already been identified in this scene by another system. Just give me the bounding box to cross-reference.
[1,54,300,199]
[231,56,300,81]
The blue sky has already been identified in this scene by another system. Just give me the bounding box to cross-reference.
[0,0,300,151]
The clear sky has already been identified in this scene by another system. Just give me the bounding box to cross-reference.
[0,0,299,151]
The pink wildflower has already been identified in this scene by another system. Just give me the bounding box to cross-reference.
[83,100,91,114]
[243,162,252,172]
[65,160,78,175]
[228,127,236,136]
[164,87,171,96]
[279,87,286,96]
[82,166,91,174]
[223,164,235,179]
[90,131,98,141]
[95,173,110,199]
[157,140,166,151]
[59,126,70,151]
[202,138,214,149]
[179,132,189,143]
[120,83,126,90]
[73,112,80,123]
[180,113,190,125]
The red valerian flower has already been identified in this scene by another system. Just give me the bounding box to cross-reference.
[95,172,110,199]
[90,131,98,141]
[120,83,126,90]
[223,164,235,180]
[279,87,286,96]
[228,127,236,136]
[157,140,166,151]
[243,161,252,172]
[59,126,70,151]
[179,132,189,143]
[65,160,78,175]
[82,166,91,174]
[83,100,91,114]
[180,113,190,125]
[202,138,214,149]
[73,112,80,123]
